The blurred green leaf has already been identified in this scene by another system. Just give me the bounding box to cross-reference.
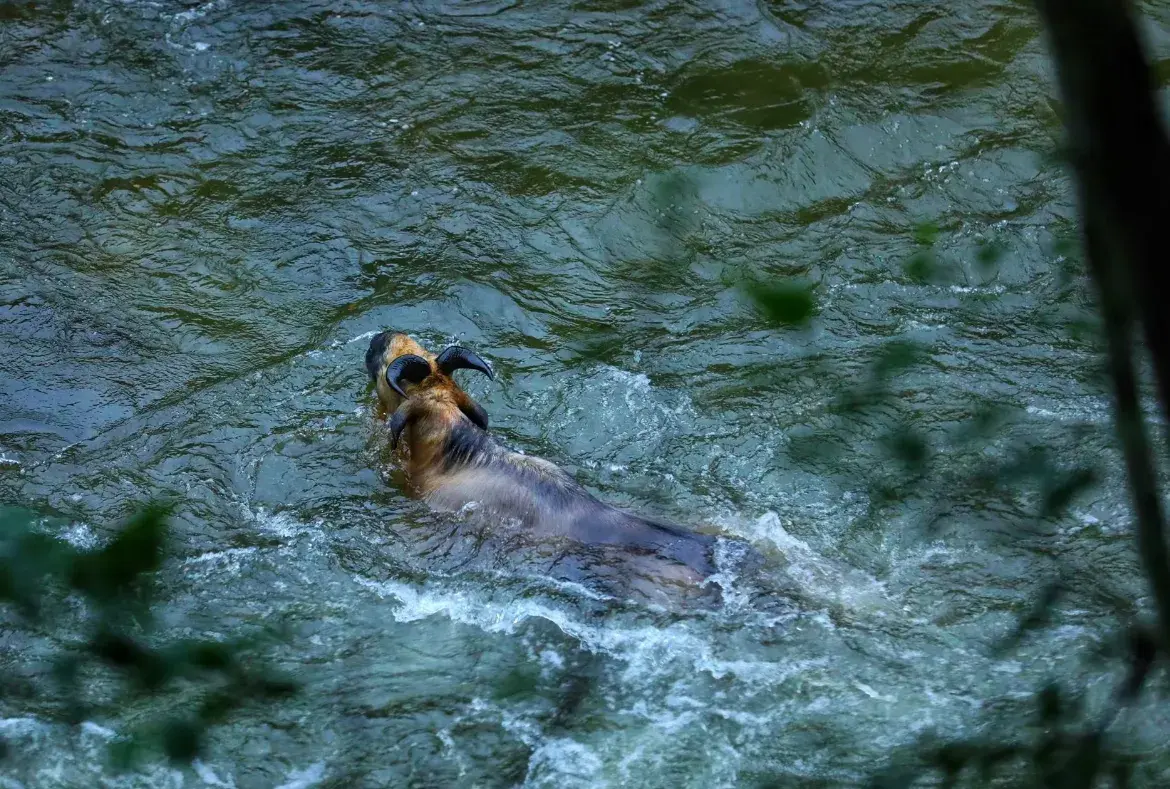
[1040,141,1073,168]
[905,250,937,283]
[51,655,80,685]
[0,530,75,616]
[977,744,1021,780]
[0,503,296,768]
[865,764,920,789]
[108,737,141,771]
[495,667,541,699]
[198,691,243,725]
[1052,235,1078,258]
[70,504,170,603]
[52,655,86,724]
[1121,627,1157,701]
[1062,732,1103,789]
[976,240,1005,272]
[1066,316,1100,343]
[183,641,237,673]
[931,742,971,776]
[161,719,201,763]
[830,387,876,415]
[954,405,1012,444]
[788,430,844,464]
[89,630,173,690]
[994,580,1064,655]
[883,428,930,473]
[1038,683,1062,723]
[914,221,940,246]
[255,675,298,699]
[873,341,927,380]
[869,482,906,509]
[747,281,816,326]
[1041,467,1098,517]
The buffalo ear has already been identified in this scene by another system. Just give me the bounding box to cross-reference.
[365,331,393,382]
[459,401,489,431]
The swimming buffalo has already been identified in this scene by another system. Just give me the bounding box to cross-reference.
[365,331,720,601]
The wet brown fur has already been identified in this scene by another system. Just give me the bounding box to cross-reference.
[366,331,718,591]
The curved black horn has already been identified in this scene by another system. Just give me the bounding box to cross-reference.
[389,406,412,450]
[385,354,433,399]
[459,400,489,432]
[436,346,494,380]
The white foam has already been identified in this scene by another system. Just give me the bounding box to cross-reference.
[916,542,959,564]
[343,329,381,346]
[727,512,888,613]
[182,547,258,566]
[436,727,457,753]
[246,507,318,539]
[949,284,1005,294]
[523,738,605,788]
[180,546,262,583]
[61,522,99,550]
[275,762,326,789]
[173,0,227,24]
[711,707,775,727]
[704,538,754,613]
[194,760,236,787]
[510,571,614,603]
[1025,400,1109,423]
[79,721,115,739]
[854,681,895,702]
[355,576,822,685]
[0,717,42,733]
[539,648,565,670]
[602,366,651,391]
[616,743,648,782]
[575,365,697,444]
[625,700,698,733]
[471,696,541,743]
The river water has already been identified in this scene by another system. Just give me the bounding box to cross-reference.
[2,0,1169,786]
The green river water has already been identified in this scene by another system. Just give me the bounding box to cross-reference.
[2,0,1169,786]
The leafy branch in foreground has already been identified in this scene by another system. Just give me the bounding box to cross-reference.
[866,623,1158,788]
[0,504,296,767]
[748,0,1170,782]
[1034,0,1170,654]
[870,0,1170,784]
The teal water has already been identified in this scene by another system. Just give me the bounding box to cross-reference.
[1,0,1167,786]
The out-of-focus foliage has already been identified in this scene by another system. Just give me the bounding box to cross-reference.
[746,280,817,326]
[0,505,296,767]
[755,259,1152,786]
[867,625,1157,787]
[750,128,1159,789]
[905,221,941,283]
